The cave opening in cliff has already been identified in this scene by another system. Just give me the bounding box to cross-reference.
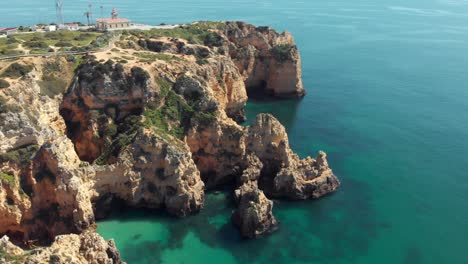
[246,80,277,101]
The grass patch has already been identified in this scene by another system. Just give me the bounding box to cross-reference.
[0,37,21,56]
[0,63,33,79]
[0,31,109,55]
[14,31,103,47]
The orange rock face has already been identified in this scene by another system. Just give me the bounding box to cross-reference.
[225,22,306,97]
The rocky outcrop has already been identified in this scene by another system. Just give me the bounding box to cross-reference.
[25,232,124,264]
[273,151,340,199]
[0,232,124,264]
[0,137,95,243]
[246,114,340,199]
[27,137,95,240]
[232,182,278,238]
[186,117,246,188]
[59,60,150,163]
[232,155,278,238]
[225,22,305,98]
[93,129,205,218]
[0,58,69,153]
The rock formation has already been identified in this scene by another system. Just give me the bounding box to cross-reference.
[232,155,278,238]
[225,22,305,98]
[0,232,124,264]
[0,21,339,260]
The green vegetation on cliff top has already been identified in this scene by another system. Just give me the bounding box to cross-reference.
[270,44,295,62]
[0,63,33,79]
[0,31,107,56]
[130,22,225,46]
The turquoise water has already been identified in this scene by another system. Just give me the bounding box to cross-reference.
[3,0,468,263]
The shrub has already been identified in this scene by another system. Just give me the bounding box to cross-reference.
[131,67,150,87]
[1,63,34,79]
[0,172,15,187]
[0,144,39,166]
[271,44,295,62]
[196,56,208,65]
[55,41,73,47]
[24,41,49,49]
[0,79,10,89]
[6,37,18,44]
[204,32,223,47]
[38,75,67,98]
[95,115,142,166]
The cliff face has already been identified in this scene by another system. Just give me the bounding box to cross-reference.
[92,129,205,218]
[225,22,305,98]
[0,21,339,260]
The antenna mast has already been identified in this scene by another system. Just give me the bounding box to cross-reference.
[55,0,64,25]
[84,4,93,26]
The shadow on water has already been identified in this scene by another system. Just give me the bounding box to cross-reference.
[241,98,302,128]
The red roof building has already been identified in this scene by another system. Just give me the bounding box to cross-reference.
[96,8,131,30]
[0,27,18,35]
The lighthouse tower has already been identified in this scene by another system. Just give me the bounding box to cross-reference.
[111,8,118,19]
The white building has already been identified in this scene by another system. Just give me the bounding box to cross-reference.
[58,23,79,31]
[45,25,57,32]
[0,27,18,36]
[65,23,79,31]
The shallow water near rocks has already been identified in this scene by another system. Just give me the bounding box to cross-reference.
[3,0,468,263]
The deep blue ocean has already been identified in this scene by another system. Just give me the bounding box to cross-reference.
[2,0,468,263]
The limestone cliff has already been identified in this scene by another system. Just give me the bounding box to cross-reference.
[0,233,124,264]
[0,21,339,260]
[224,22,305,98]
